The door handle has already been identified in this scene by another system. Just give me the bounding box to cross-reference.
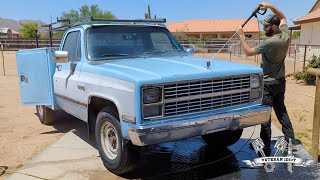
[20,74,29,84]
[56,65,62,71]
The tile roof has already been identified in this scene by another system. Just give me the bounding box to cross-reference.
[11,30,20,35]
[167,19,259,33]
[294,8,320,24]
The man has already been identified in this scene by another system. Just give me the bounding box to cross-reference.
[236,2,296,156]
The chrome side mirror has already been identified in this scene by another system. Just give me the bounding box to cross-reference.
[53,51,68,63]
[185,48,194,56]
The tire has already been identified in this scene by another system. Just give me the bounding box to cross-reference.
[95,108,139,175]
[202,129,243,147]
[36,105,55,125]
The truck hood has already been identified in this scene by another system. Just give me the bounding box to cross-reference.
[82,56,262,85]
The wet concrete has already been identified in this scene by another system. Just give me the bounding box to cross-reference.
[119,136,320,180]
[122,137,241,180]
[6,115,320,180]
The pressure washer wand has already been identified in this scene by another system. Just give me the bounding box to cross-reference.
[241,4,266,27]
[211,4,267,60]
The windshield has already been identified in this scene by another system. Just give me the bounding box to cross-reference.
[86,25,186,60]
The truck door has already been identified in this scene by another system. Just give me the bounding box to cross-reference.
[53,30,84,120]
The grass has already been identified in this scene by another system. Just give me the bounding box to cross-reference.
[16,164,23,169]
[295,129,320,161]
[292,111,307,123]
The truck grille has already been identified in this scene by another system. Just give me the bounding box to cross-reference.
[163,76,251,116]
[165,92,249,116]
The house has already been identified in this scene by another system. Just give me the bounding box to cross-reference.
[293,0,320,59]
[0,28,20,38]
[294,0,320,45]
[167,19,259,40]
[11,30,20,38]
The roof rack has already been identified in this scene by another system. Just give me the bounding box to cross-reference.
[43,17,166,32]
[41,17,166,46]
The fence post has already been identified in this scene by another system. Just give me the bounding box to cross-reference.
[294,44,297,73]
[229,45,232,62]
[303,45,307,68]
[307,68,320,162]
[1,45,5,76]
[35,29,39,48]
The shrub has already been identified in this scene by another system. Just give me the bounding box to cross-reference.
[293,55,320,85]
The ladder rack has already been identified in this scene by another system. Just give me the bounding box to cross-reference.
[41,17,166,46]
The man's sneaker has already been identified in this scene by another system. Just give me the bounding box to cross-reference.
[292,144,297,152]
[285,138,299,152]
[286,144,297,152]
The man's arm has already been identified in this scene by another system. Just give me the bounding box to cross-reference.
[260,2,287,25]
[237,27,258,56]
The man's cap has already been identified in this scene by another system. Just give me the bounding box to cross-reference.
[263,14,280,26]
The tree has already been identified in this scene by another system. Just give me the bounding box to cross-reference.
[292,31,300,39]
[172,31,189,41]
[51,5,116,39]
[60,4,116,23]
[19,23,38,38]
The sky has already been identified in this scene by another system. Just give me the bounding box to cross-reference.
[0,0,317,27]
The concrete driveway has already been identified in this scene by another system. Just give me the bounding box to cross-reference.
[6,122,320,180]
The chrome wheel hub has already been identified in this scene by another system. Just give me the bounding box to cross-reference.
[100,121,119,160]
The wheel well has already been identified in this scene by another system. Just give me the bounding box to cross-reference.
[88,97,119,141]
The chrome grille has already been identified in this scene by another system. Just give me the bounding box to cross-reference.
[165,92,250,116]
[164,76,250,99]
[163,75,251,116]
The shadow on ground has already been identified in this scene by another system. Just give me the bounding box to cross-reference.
[37,112,320,180]
[38,110,94,146]
[42,111,244,179]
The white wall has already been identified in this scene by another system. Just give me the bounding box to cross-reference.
[311,22,320,45]
[300,22,320,45]
[300,23,312,44]
[297,21,320,60]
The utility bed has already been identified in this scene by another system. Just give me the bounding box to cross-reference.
[16,47,56,109]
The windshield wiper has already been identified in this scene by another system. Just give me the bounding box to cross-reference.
[102,53,129,57]
[143,50,168,55]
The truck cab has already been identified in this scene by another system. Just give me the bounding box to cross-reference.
[17,18,271,175]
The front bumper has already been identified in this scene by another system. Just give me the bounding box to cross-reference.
[128,105,271,146]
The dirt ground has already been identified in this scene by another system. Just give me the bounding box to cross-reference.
[0,51,317,178]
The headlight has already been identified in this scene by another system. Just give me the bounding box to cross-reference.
[250,75,260,89]
[143,105,163,118]
[143,87,162,104]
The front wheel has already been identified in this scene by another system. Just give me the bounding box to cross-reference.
[202,129,243,147]
[36,105,55,125]
[95,108,139,175]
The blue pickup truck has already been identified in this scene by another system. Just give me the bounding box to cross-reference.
[16,19,271,174]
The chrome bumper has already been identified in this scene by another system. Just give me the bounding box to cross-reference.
[128,105,271,146]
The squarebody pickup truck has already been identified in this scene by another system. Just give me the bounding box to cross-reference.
[17,18,271,174]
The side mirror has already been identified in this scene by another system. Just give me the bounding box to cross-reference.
[185,48,194,56]
[53,51,68,63]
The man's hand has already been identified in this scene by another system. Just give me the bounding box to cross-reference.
[259,2,287,25]
[236,26,258,56]
[236,26,244,37]
[259,2,272,10]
